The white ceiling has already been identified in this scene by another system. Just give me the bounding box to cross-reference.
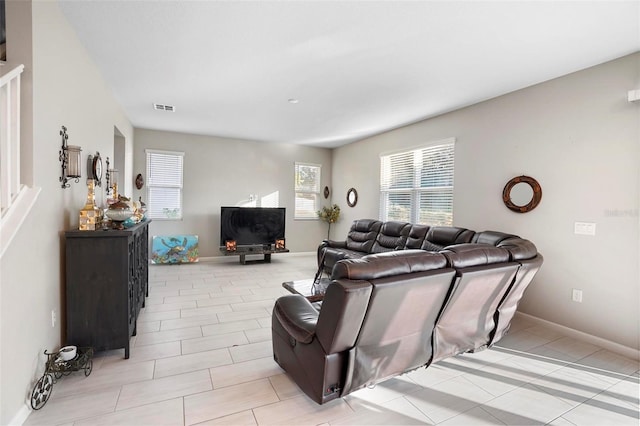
[59,1,640,148]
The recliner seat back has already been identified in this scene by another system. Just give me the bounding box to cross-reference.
[332,251,456,395]
[346,219,382,252]
[491,255,543,344]
[431,244,518,364]
[421,226,475,251]
[405,224,430,249]
[370,221,412,253]
[470,231,542,346]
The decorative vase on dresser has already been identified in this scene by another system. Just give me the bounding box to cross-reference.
[64,220,150,359]
[78,178,102,230]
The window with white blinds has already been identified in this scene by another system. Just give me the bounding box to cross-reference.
[294,162,321,219]
[146,149,184,220]
[380,139,455,225]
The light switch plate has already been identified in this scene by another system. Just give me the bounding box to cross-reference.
[574,222,596,236]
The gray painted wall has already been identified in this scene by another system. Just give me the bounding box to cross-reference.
[0,2,133,423]
[132,128,333,257]
[331,53,640,350]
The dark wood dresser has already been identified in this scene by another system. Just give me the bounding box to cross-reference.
[64,220,150,359]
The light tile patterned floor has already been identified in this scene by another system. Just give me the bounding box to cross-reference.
[25,254,639,425]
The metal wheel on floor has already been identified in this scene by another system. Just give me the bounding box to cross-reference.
[30,373,54,410]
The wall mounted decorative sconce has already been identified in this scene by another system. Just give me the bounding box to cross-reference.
[59,126,82,188]
[105,157,111,196]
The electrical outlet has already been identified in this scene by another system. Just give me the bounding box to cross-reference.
[51,310,57,327]
[572,289,583,303]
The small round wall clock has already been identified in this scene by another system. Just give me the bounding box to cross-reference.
[92,152,103,186]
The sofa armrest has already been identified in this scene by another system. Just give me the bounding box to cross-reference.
[273,295,319,344]
[323,239,347,249]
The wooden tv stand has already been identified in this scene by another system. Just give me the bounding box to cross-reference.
[219,245,290,265]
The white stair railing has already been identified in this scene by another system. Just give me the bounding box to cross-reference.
[0,64,41,258]
[0,64,24,215]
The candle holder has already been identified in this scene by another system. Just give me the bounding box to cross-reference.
[107,169,119,204]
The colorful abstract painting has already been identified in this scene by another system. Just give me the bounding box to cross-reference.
[151,234,199,264]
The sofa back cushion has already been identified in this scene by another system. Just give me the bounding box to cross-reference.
[472,231,538,261]
[370,221,411,253]
[316,280,373,354]
[422,226,475,251]
[496,238,538,261]
[431,262,518,363]
[491,255,543,344]
[440,244,510,269]
[346,219,382,252]
[332,250,448,281]
[431,244,516,363]
[472,230,518,245]
[405,224,430,249]
[342,268,456,394]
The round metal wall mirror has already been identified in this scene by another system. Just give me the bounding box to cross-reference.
[346,188,358,207]
[502,175,542,213]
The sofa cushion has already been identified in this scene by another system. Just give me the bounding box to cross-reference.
[316,280,373,354]
[332,250,447,281]
[472,230,518,245]
[496,238,538,261]
[425,226,475,247]
[441,244,511,268]
[343,268,456,394]
[346,219,382,252]
[405,224,430,249]
[323,248,368,272]
[421,240,444,252]
[370,221,411,253]
[273,295,319,344]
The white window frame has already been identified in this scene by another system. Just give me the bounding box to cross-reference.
[379,138,455,225]
[294,162,321,220]
[146,149,184,220]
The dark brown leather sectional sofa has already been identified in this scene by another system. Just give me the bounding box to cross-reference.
[271,219,543,404]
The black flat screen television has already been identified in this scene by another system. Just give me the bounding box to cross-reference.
[220,207,286,247]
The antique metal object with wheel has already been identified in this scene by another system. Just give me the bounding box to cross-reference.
[30,347,94,410]
[84,357,93,376]
[30,373,54,410]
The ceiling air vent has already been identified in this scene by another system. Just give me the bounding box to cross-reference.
[153,103,175,112]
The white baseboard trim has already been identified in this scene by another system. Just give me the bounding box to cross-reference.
[515,312,640,361]
[8,403,30,426]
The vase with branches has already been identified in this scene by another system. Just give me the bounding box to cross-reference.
[317,204,340,240]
